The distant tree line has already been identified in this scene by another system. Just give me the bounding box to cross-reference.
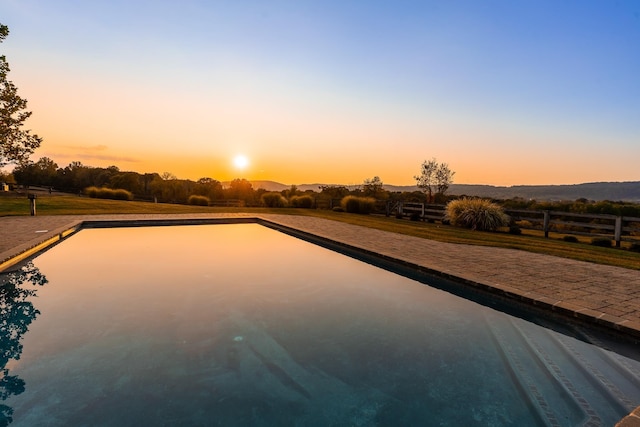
[7,156,638,216]
[10,157,239,204]
[500,197,640,217]
[6,157,455,207]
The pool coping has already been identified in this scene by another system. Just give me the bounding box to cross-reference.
[0,221,83,272]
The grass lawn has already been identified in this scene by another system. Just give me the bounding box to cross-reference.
[2,194,639,270]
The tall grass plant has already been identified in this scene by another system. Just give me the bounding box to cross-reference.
[446,198,509,231]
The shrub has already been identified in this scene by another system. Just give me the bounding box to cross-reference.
[445,198,509,231]
[590,237,612,247]
[342,196,360,213]
[562,235,579,243]
[98,188,113,199]
[84,186,132,201]
[629,242,640,253]
[188,195,210,206]
[508,225,522,235]
[290,195,314,208]
[84,186,99,198]
[409,212,421,221]
[261,192,288,208]
[340,196,376,214]
[113,189,133,201]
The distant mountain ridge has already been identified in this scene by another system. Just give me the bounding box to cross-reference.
[237,180,640,202]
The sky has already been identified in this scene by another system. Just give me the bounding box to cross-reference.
[1,0,639,186]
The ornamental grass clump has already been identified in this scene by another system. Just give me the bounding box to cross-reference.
[445,198,509,231]
[187,195,210,206]
[340,196,376,214]
[290,195,314,208]
[84,186,99,198]
[261,192,288,208]
[84,186,133,201]
[112,189,134,201]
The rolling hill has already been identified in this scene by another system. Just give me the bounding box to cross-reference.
[238,180,640,202]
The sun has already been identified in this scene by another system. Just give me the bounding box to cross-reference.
[233,154,249,170]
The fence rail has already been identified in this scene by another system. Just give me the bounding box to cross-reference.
[392,202,640,247]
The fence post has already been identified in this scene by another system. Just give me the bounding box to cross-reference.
[543,210,550,238]
[614,216,622,247]
[28,194,37,216]
[421,203,425,220]
[398,202,403,217]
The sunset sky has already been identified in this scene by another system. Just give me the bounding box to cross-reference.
[2,1,639,186]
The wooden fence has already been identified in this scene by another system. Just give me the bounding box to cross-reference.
[392,202,640,247]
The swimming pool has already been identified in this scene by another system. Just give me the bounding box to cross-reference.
[1,223,639,426]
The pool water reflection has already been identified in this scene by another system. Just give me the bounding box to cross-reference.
[1,224,639,426]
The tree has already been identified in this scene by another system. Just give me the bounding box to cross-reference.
[194,177,223,200]
[414,159,438,202]
[318,185,350,199]
[0,24,42,167]
[226,178,254,203]
[13,156,58,188]
[0,170,14,184]
[34,157,58,186]
[282,185,299,199]
[414,158,455,202]
[435,162,455,198]
[362,176,387,199]
[109,171,143,194]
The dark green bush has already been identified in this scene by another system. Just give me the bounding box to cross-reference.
[187,195,210,206]
[508,225,522,235]
[629,242,640,253]
[590,237,612,247]
[409,212,421,221]
[341,196,376,214]
[261,192,287,207]
[290,195,314,208]
[562,235,579,243]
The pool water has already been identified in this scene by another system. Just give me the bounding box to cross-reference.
[1,223,639,426]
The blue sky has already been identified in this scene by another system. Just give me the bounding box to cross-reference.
[2,0,639,185]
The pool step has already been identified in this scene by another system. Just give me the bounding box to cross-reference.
[486,313,583,426]
[485,312,640,426]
